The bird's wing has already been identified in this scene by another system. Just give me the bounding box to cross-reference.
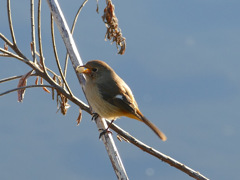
[97,77,138,116]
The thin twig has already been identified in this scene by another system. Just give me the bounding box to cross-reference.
[7,0,16,45]
[0,84,54,97]
[37,0,47,73]
[46,68,61,79]
[0,33,14,47]
[1,75,26,83]
[0,74,37,84]
[6,0,27,59]
[71,0,88,34]
[50,14,73,97]
[5,0,27,59]
[30,0,37,63]
[0,48,25,62]
[63,0,89,77]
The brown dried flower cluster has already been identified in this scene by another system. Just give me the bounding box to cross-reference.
[102,0,126,55]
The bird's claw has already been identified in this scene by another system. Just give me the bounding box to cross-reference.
[99,128,112,139]
[91,113,99,121]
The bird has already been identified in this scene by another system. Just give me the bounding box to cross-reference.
[76,60,167,141]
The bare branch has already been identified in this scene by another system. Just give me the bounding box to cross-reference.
[0,84,54,97]
[0,53,11,57]
[0,48,25,62]
[34,69,91,114]
[0,74,36,84]
[7,0,16,45]
[46,68,61,79]
[0,33,14,47]
[30,0,37,63]
[108,121,209,180]
[63,0,88,77]
[71,0,88,34]
[1,1,91,115]
[0,75,22,83]
[96,117,128,180]
[50,14,73,97]
[47,0,84,82]
[6,0,26,59]
[38,0,47,74]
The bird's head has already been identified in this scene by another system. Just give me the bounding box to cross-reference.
[76,60,114,81]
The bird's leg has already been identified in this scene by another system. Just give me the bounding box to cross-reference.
[99,119,114,139]
[91,112,99,121]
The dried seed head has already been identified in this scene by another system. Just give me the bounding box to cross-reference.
[102,0,126,55]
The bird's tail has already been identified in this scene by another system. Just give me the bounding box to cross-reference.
[136,110,167,141]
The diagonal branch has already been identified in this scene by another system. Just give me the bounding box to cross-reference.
[63,0,88,77]
[108,121,209,180]
[50,14,73,97]
[0,53,11,57]
[0,48,25,62]
[0,33,13,47]
[0,75,23,83]
[0,74,36,84]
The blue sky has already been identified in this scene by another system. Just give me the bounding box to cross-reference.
[1,0,240,179]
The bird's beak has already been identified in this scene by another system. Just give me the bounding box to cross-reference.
[76,66,91,74]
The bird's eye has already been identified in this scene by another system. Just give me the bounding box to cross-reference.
[92,68,98,72]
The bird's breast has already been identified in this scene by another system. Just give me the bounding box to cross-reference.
[84,81,122,120]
